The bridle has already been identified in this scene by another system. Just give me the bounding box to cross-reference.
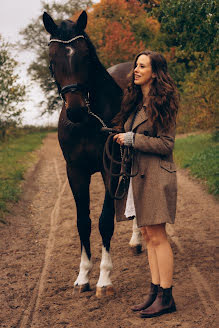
[48,35,88,100]
[48,34,107,128]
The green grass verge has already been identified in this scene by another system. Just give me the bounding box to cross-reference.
[174,132,219,197]
[0,130,48,220]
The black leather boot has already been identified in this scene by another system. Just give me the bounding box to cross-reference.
[139,286,176,318]
[131,283,159,312]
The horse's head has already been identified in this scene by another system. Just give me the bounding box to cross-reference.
[43,11,91,123]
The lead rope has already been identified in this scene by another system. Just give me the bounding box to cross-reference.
[84,96,108,128]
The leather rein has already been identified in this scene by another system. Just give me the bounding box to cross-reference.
[102,131,139,200]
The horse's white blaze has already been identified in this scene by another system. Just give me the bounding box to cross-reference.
[129,217,142,246]
[96,246,113,287]
[66,46,75,57]
[66,46,75,71]
[74,246,93,286]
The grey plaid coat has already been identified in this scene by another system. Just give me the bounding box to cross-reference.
[115,107,177,227]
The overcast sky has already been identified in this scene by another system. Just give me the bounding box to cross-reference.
[1,0,42,41]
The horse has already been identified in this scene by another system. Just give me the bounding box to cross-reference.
[42,10,142,297]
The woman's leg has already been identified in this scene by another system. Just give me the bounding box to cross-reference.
[139,224,176,318]
[145,223,173,288]
[140,227,160,285]
[131,227,160,312]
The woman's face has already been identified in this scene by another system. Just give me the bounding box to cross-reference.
[134,55,153,87]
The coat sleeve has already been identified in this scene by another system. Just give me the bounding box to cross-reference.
[133,123,176,156]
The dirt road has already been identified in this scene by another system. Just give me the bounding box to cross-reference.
[0,133,218,328]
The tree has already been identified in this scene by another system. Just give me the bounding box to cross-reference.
[0,36,26,139]
[85,0,160,67]
[153,0,218,68]
[20,0,92,115]
[136,0,160,11]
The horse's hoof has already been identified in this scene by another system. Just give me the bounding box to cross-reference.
[74,283,91,294]
[96,285,114,298]
[130,244,143,255]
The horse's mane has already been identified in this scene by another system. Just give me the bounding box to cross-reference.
[83,31,120,90]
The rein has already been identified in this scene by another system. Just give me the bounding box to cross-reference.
[103,133,139,200]
[48,35,107,128]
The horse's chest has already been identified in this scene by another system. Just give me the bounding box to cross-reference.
[64,136,104,172]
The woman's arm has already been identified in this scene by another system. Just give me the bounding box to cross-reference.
[133,124,176,156]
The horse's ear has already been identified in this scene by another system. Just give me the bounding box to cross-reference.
[43,12,58,35]
[76,11,87,31]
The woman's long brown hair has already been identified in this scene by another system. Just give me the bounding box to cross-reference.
[112,50,179,132]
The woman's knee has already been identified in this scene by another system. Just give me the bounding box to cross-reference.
[140,227,149,242]
[145,224,167,247]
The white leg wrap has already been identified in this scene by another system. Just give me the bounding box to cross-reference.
[96,247,113,287]
[74,246,93,286]
[129,217,142,247]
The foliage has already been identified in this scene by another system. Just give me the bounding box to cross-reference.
[0,129,48,220]
[154,0,218,66]
[76,0,161,67]
[151,0,218,132]
[0,36,26,138]
[137,0,160,10]
[20,0,92,115]
[174,133,219,197]
[177,64,219,132]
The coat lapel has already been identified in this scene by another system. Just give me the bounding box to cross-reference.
[124,107,149,132]
[132,107,149,131]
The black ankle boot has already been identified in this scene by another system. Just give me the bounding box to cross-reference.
[131,283,159,312]
[139,286,176,318]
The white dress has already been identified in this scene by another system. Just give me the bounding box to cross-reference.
[124,107,142,219]
[124,177,136,218]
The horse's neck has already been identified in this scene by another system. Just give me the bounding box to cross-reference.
[89,62,122,123]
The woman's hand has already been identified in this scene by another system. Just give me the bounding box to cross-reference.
[113,133,125,145]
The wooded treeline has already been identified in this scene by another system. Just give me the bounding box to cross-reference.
[0,0,218,134]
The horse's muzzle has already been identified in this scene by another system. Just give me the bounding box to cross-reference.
[66,106,88,123]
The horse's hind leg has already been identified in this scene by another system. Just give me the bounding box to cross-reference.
[67,165,92,292]
[129,217,143,255]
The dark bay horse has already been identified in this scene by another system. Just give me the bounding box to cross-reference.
[43,10,141,296]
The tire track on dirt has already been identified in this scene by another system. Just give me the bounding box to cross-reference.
[19,159,67,328]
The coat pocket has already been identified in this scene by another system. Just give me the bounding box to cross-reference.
[160,160,176,173]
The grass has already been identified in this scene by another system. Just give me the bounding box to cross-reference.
[0,129,49,221]
[174,131,219,197]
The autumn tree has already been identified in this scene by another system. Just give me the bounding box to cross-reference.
[136,0,160,11]
[152,0,219,131]
[86,0,160,67]
[0,36,26,139]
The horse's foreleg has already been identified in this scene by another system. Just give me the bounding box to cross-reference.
[96,190,115,297]
[67,166,93,292]
[129,217,143,255]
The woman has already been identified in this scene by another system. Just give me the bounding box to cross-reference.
[112,50,179,318]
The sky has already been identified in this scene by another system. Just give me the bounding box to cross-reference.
[1,0,100,126]
[0,1,66,126]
